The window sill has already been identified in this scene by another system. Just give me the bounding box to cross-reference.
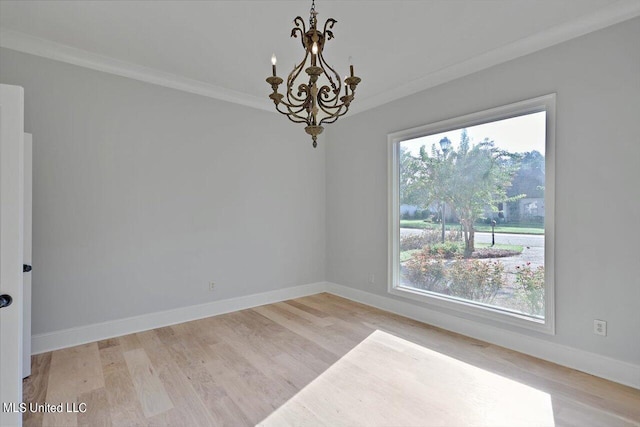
[388,284,555,335]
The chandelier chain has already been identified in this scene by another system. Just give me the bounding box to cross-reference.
[310,0,317,27]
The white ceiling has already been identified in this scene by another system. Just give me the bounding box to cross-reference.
[1,1,639,113]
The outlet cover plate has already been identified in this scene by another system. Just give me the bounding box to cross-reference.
[594,319,607,336]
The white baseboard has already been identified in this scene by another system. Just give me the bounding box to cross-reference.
[31,280,639,390]
[31,281,326,355]
[324,282,640,390]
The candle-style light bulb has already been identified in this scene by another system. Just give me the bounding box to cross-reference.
[344,76,348,95]
[271,53,277,76]
[312,42,318,55]
[348,56,354,77]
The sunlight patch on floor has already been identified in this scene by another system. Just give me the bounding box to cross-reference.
[258,330,554,426]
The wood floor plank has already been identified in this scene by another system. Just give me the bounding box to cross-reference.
[215,316,292,376]
[40,342,104,426]
[252,304,352,356]
[205,341,295,425]
[42,347,80,427]
[77,387,112,427]
[275,300,335,327]
[99,344,148,427]
[144,407,187,426]
[221,309,328,374]
[97,338,119,350]
[214,311,321,390]
[24,294,640,427]
[550,394,639,427]
[150,324,252,427]
[122,349,173,418]
[268,327,338,371]
[284,299,331,318]
[76,343,106,394]
[138,329,217,427]
[178,353,251,427]
[118,334,143,352]
[23,352,52,427]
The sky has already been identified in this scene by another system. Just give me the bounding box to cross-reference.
[402,111,546,156]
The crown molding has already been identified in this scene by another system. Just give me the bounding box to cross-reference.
[0,28,273,112]
[349,0,640,115]
[1,1,639,115]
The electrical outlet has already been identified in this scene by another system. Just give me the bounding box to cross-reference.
[209,282,215,292]
[369,274,375,284]
[594,319,607,336]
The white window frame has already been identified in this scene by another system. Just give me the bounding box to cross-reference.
[388,94,556,335]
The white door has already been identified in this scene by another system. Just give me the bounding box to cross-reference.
[23,133,32,379]
[0,84,25,427]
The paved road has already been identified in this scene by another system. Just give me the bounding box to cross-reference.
[400,228,544,248]
[475,232,543,248]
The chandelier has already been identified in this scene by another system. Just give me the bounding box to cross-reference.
[266,0,361,148]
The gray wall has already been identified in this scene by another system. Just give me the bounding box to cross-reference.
[326,18,640,364]
[0,48,326,335]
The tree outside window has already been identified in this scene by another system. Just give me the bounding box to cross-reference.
[395,109,549,320]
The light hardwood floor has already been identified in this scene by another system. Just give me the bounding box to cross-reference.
[23,293,640,427]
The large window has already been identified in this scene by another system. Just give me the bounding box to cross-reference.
[388,95,555,333]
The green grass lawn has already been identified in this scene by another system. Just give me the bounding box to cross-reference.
[400,220,544,235]
[400,249,421,262]
[475,243,523,252]
[400,243,523,262]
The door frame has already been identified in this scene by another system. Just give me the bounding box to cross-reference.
[23,133,32,379]
[0,84,25,427]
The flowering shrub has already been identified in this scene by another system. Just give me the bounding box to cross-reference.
[400,233,429,251]
[427,242,460,258]
[448,259,505,303]
[400,229,461,251]
[405,251,447,293]
[515,263,545,316]
[404,249,505,303]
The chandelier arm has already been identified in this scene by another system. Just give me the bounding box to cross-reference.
[317,85,339,108]
[286,75,305,101]
[286,53,310,104]
[317,98,342,114]
[318,84,340,106]
[286,83,310,104]
[317,51,341,98]
[285,89,305,105]
[287,93,309,105]
[276,97,305,111]
[287,53,308,87]
[291,16,307,50]
[322,18,337,39]
[285,113,311,125]
[281,91,313,124]
[276,95,312,122]
[319,106,350,125]
[316,101,343,120]
[275,103,310,124]
[275,95,308,114]
[285,81,308,104]
[317,95,354,124]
